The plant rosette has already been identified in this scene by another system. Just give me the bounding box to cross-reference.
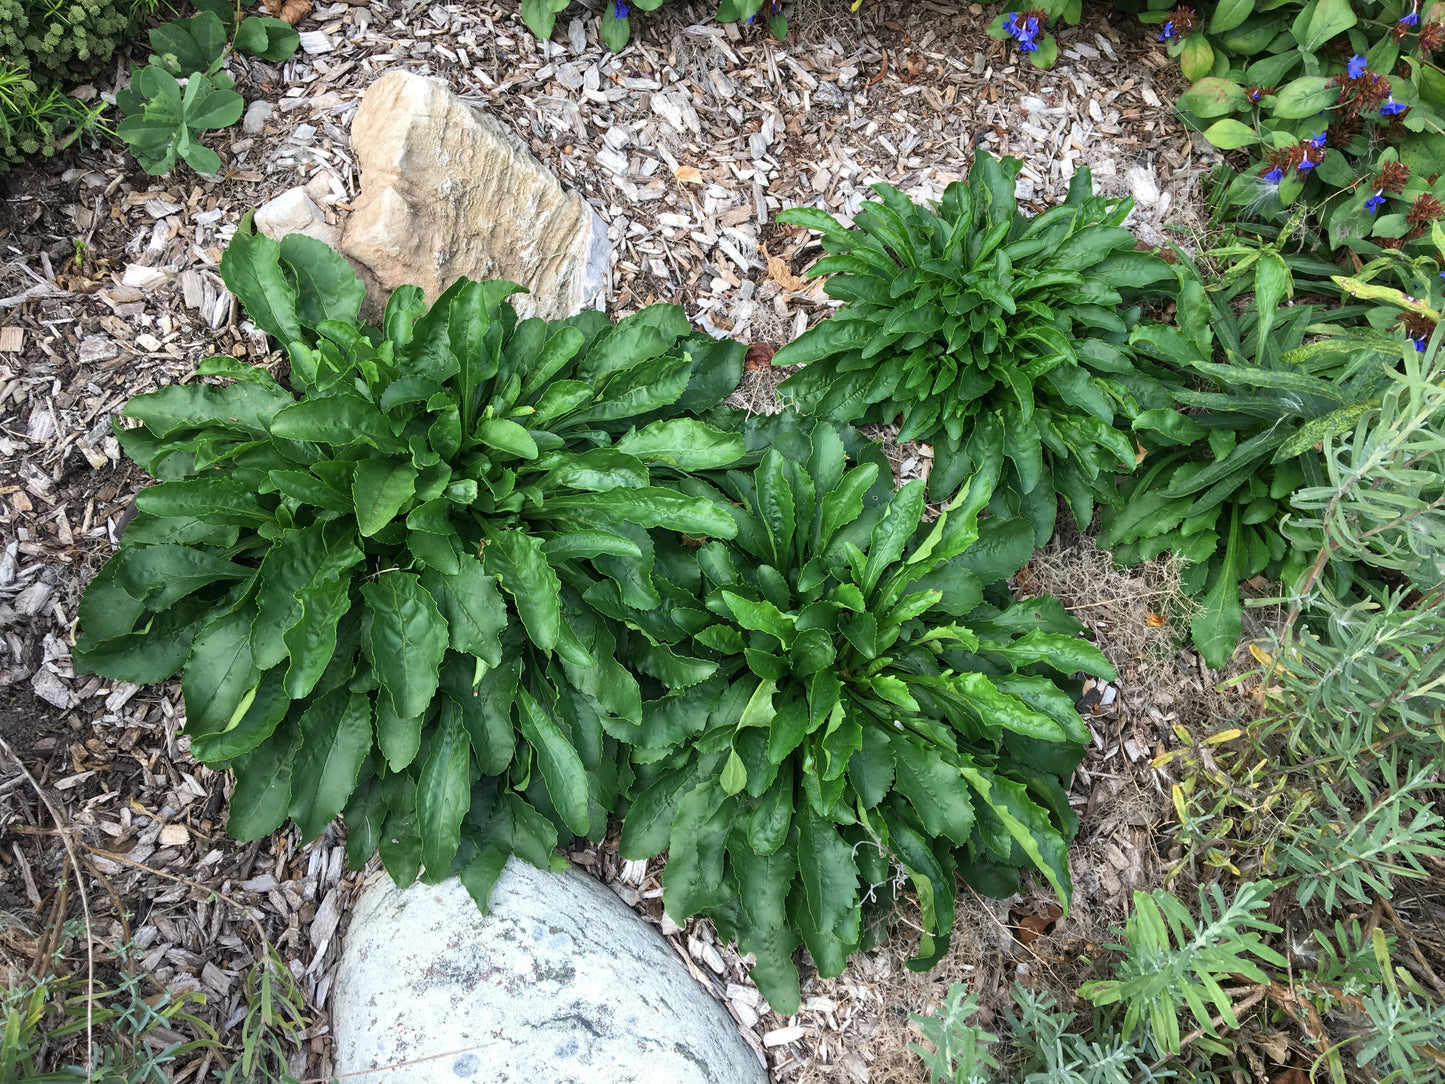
[771,152,1180,545]
[114,1,299,175]
[1103,248,1403,666]
[602,417,1115,1011]
[74,217,750,910]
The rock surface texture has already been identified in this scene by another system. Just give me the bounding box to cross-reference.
[252,187,338,249]
[331,860,768,1084]
[342,70,609,320]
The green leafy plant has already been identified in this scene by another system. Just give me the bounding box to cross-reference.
[1100,244,1404,666]
[213,946,309,1084]
[908,983,1001,1084]
[1277,756,1445,911]
[985,0,1080,68]
[114,2,299,175]
[771,152,1179,543]
[520,0,785,53]
[912,984,1183,1084]
[2,939,215,1082]
[0,63,109,167]
[0,0,146,86]
[606,416,1115,1011]
[73,219,747,909]
[1078,880,1287,1056]
[1123,0,1445,264]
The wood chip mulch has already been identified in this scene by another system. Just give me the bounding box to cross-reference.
[1,1,1218,1080]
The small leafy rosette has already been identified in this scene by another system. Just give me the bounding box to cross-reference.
[75,218,747,910]
[773,152,1178,543]
[1104,249,1401,666]
[608,419,1116,1011]
[113,4,298,176]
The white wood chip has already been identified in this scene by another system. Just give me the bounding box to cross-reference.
[299,30,336,54]
[159,824,191,847]
[763,1026,807,1047]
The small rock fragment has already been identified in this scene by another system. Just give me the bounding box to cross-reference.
[242,100,274,135]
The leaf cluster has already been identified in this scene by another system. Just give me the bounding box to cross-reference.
[0,64,109,168]
[910,984,1181,1084]
[1100,245,1402,665]
[1078,880,1287,1056]
[772,151,1179,543]
[1143,0,1445,263]
[114,0,298,176]
[75,219,748,912]
[606,415,1115,1009]
[0,0,141,85]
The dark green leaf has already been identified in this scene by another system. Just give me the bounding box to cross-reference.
[288,690,372,840]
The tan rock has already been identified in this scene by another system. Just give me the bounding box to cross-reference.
[253,187,339,249]
[342,71,609,321]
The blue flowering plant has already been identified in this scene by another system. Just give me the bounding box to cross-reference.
[1147,0,1445,261]
[986,0,1078,67]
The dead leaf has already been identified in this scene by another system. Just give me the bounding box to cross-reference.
[263,0,312,24]
[745,343,776,371]
[1146,612,1168,627]
[865,51,889,86]
[761,243,809,293]
[673,165,703,185]
[1134,439,1147,466]
[1010,903,1063,946]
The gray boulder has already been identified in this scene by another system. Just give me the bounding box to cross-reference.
[331,860,767,1084]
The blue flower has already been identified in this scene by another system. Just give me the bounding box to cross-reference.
[1365,191,1387,212]
[1348,54,1367,78]
[1003,10,1021,34]
[1298,158,1316,172]
[1401,9,1420,26]
[1412,335,1427,352]
[1159,20,1176,41]
[612,0,630,15]
[1264,167,1284,184]
[1381,97,1408,115]
[1307,129,1327,148]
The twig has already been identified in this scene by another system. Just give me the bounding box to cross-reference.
[80,845,270,946]
[300,1041,498,1081]
[0,736,97,1083]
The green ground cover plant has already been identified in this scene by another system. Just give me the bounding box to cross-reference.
[3,934,310,1082]
[608,415,1115,1010]
[73,216,749,910]
[771,152,1180,544]
[1100,241,1406,666]
[0,0,150,166]
[909,294,1445,1084]
[990,0,1445,267]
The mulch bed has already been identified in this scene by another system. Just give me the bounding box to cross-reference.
[0,1,1229,1079]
